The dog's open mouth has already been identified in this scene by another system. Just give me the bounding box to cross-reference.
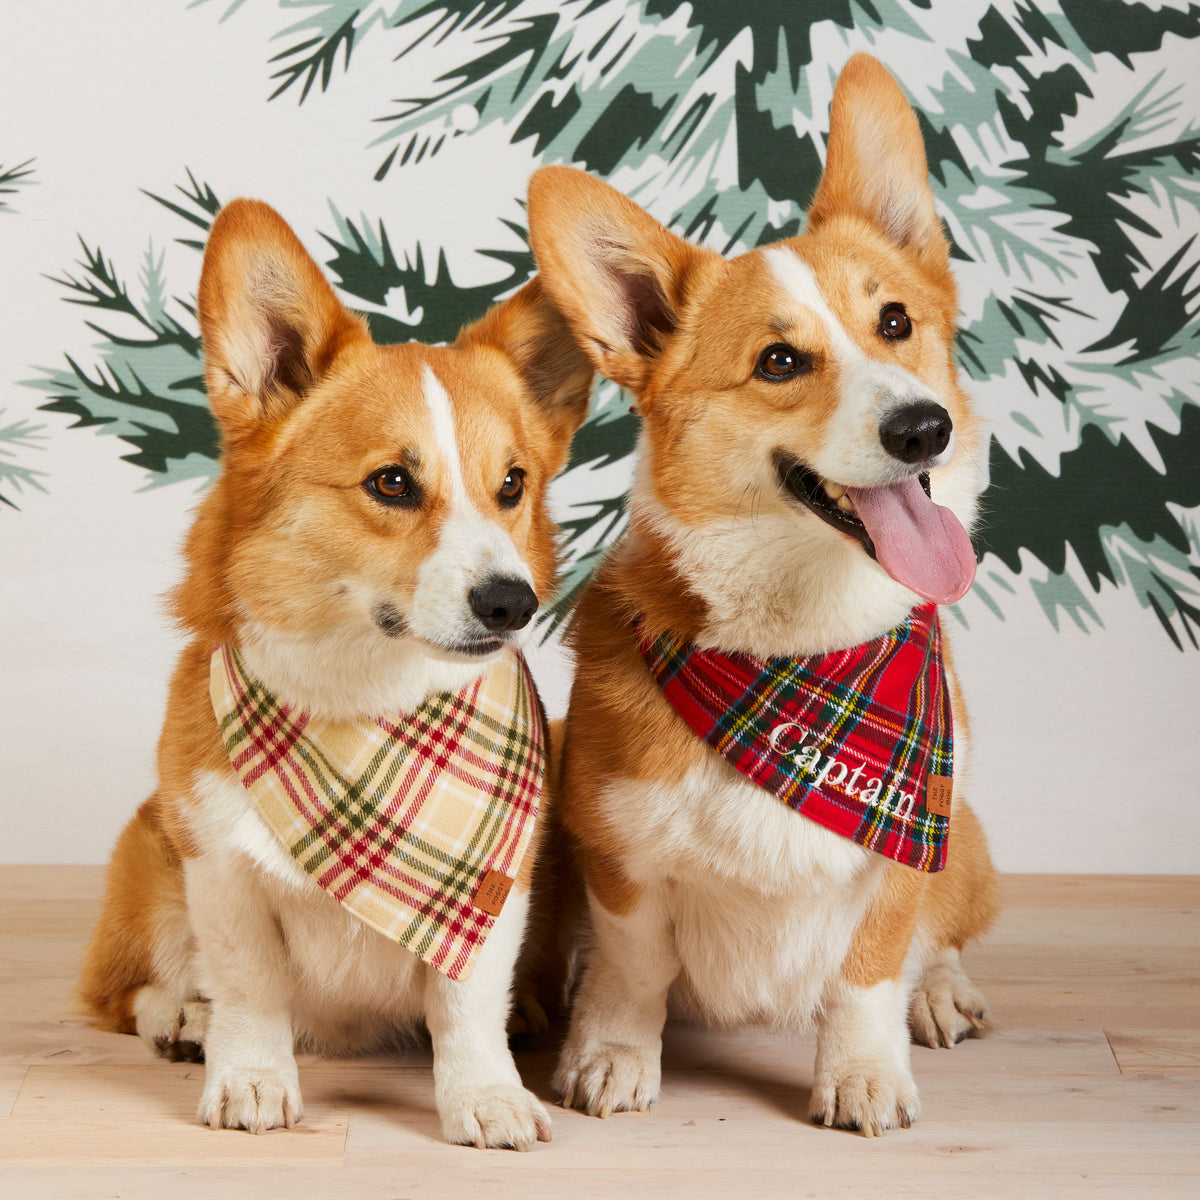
[776,454,931,559]
[774,452,975,605]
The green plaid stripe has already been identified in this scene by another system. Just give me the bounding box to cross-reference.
[640,605,953,871]
[210,645,544,980]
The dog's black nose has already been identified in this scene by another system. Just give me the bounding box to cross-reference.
[468,577,538,633]
[879,402,953,464]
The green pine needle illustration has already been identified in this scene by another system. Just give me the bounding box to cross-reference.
[0,409,48,511]
[28,170,543,483]
[38,1,1200,648]
[0,158,36,214]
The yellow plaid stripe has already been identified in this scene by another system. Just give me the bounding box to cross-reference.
[209,645,544,981]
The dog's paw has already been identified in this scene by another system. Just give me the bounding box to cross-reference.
[133,986,209,1063]
[198,1066,303,1134]
[553,1041,660,1118]
[439,1084,552,1151]
[909,954,989,1048]
[810,1063,920,1136]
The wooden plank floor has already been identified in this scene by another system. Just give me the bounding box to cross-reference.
[0,868,1197,1198]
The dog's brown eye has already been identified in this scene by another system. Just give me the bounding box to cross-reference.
[757,343,808,381]
[879,304,912,340]
[498,468,525,508]
[364,466,417,506]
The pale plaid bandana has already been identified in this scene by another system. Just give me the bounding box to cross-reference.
[209,644,544,980]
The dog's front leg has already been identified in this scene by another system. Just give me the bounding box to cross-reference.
[811,873,923,1135]
[185,855,302,1133]
[553,885,680,1117]
[810,974,919,1136]
[423,889,551,1150]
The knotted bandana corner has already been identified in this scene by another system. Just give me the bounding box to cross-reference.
[209,645,544,980]
[638,606,953,871]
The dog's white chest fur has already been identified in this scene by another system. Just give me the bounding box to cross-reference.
[601,754,886,1028]
[186,769,424,1046]
[185,768,528,1053]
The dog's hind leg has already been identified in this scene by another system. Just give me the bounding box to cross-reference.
[908,799,998,1048]
[908,945,989,1048]
[133,986,209,1062]
[78,795,207,1061]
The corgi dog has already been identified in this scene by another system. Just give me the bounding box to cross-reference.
[77,199,592,1149]
[525,54,998,1136]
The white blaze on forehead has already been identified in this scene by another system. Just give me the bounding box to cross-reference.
[763,246,868,366]
[421,364,469,505]
[761,246,951,485]
[408,365,533,650]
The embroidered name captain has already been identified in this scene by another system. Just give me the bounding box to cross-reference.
[768,722,928,821]
[638,605,954,872]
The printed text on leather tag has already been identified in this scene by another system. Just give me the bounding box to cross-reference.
[473,869,514,916]
[925,774,953,817]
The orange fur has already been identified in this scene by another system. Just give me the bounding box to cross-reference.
[77,794,188,1033]
[78,198,592,1076]
[527,54,999,1129]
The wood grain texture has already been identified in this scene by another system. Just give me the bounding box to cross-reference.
[0,1113,348,1163]
[0,868,1194,1198]
[0,1066,27,1116]
[1107,1029,1200,1074]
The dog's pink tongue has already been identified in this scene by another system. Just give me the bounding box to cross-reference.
[845,477,976,605]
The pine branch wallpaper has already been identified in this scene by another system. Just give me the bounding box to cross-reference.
[2,0,1197,868]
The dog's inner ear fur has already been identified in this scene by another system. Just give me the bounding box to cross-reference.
[252,303,315,407]
[199,200,367,436]
[606,263,678,358]
[223,261,332,420]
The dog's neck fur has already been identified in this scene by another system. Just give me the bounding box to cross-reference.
[628,460,932,660]
[233,618,507,721]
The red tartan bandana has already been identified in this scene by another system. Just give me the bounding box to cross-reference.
[638,606,953,871]
[210,645,544,980]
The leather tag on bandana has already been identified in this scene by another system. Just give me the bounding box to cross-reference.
[473,869,514,917]
[926,774,953,818]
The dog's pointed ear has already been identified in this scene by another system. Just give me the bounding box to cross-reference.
[527,166,708,394]
[807,55,947,271]
[457,275,594,470]
[197,199,369,438]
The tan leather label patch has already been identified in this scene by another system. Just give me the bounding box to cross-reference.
[926,774,953,817]
[473,869,514,916]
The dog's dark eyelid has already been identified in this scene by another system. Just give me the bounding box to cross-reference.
[756,343,811,381]
[497,467,525,508]
[363,465,421,506]
[878,303,913,340]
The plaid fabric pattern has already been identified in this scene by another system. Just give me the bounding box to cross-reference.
[209,645,544,980]
[638,605,953,872]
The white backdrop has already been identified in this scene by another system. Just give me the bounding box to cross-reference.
[2,1,1198,871]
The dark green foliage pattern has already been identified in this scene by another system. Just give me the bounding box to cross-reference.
[0,158,36,214]
[28,0,1200,646]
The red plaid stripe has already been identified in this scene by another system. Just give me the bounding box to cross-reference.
[211,645,544,980]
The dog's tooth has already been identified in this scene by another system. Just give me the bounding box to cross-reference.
[836,494,857,514]
[823,479,846,501]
